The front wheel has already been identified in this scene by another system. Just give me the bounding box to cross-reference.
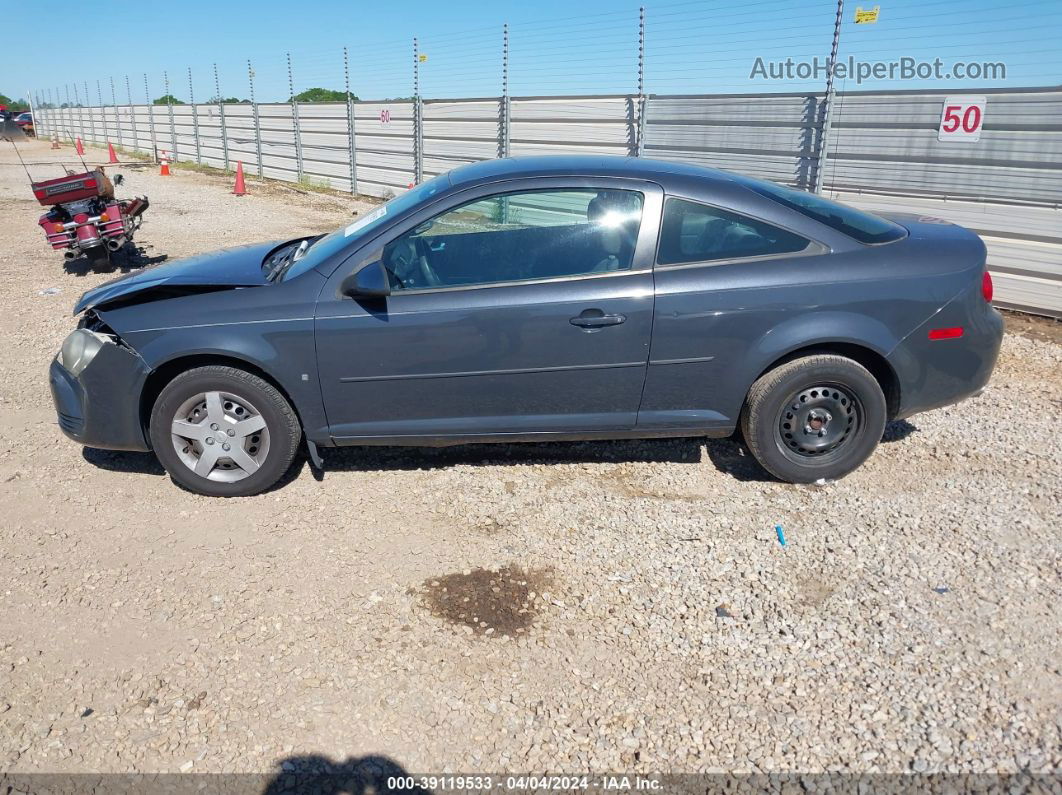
[149,366,301,496]
[740,354,887,483]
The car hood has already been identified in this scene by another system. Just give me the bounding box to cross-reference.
[73,241,281,314]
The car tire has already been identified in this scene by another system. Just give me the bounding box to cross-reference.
[740,354,887,483]
[149,365,301,497]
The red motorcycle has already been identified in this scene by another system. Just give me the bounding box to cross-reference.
[33,168,149,264]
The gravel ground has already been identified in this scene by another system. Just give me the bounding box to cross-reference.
[0,139,1060,778]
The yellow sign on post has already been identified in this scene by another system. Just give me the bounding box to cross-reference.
[854,5,880,23]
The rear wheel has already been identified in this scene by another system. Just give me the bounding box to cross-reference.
[740,354,887,483]
[149,366,301,497]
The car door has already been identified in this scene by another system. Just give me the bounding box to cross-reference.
[315,179,664,442]
[638,195,833,432]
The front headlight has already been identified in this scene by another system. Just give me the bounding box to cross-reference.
[59,329,110,377]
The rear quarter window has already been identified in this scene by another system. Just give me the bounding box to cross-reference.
[738,177,906,245]
[658,198,812,266]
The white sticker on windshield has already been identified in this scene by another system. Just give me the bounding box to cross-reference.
[344,205,387,237]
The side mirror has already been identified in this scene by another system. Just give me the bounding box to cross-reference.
[341,261,391,298]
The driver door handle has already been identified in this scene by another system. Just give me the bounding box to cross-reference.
[570,310,626,329]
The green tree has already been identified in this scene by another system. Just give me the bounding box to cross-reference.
[152,94,185,105]
[289,87,355,103]
[0,93,30,111]
[207,95,250,104]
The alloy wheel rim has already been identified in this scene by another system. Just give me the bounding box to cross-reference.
[777,383,860,458]
[170,391,270,483]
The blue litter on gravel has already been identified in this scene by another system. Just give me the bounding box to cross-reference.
[775,524,787,547]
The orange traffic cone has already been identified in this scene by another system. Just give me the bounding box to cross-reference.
[107,142,119,164]
[159,150,170,176]
[51,134,61,150]
[232,161,247,196]
[75,138,84,156]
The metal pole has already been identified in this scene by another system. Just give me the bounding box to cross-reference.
[126,75,137,154]
[287,52,304,181]
[814,0,844,194]
[344,47,358,194]
[144,73,158,160]
[73,83,84,144]
[84,80,95,143]
[96,79,105,143]
[27,91,37,137]
[164,71,177,162]
[249,60,263,177]
[188,67,201,164]
[636,7,647,157]
[110,77,122,149]
[66,85,75,142]
[501,24,510,158]
[413,36,422,185]
[214,64,230,170]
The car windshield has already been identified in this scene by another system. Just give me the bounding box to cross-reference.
[274,174,452,281]
[737,176,907,245]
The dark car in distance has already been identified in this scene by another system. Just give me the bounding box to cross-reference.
[49,156,1002,496]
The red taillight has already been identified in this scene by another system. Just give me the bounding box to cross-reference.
[929,327,964,340]
[981,270,994,303]
[74,213,88,224]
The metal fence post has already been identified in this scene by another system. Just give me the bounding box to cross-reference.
[109,77,122,149]
[500,24,510,159]
[249,61,263,177]
[344,47,358,194]
[188,67,201,164]
[214,64,230,170]
[126,76,137,153]
[72,83,84,143]
[413,37,423,185]
[814,0,844,194]
[84,81,95,143]
[96,79,105,143]
[144,74,158,160]
[164,71,177,161]
[65,85,73,142]
[636,7,647,157]
[287,53,304,181]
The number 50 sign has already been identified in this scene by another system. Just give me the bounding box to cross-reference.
[938,96,986,142]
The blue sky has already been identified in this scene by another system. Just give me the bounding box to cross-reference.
[3,0,1059,105]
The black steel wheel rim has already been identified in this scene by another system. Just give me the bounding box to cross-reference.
[777,383,862,459]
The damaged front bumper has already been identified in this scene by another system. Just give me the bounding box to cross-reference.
[49,331,152,452]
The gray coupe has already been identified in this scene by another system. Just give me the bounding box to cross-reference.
[50,156,1003,496]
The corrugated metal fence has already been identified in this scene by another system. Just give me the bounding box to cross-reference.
[34,86,1061,316]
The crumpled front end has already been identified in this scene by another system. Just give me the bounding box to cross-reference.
[48,316,153,451]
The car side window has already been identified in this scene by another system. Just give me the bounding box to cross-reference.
[657,197,811,266]
[382,188,644,291]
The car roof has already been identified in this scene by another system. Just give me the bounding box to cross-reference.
[447,155,741,189]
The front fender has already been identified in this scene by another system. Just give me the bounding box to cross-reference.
[118,321,329,443]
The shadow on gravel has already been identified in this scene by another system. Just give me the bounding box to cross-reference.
[62,244,167,277]
[82,421,920,488]
[82,447,165,475]
[320,436,706,472]
[263,753,426,794]
[882,418,918,442]
[706,419,921,482]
